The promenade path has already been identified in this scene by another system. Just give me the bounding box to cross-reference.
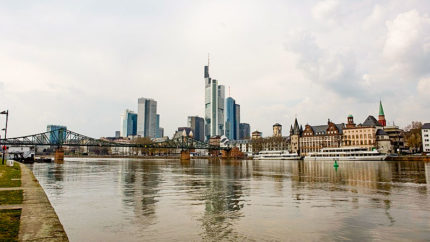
[17,163,68,241]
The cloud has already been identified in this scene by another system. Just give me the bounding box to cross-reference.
[417,77,430,96]
[285,30,368,99]
[312,0,340,24]
[383,10,430,76]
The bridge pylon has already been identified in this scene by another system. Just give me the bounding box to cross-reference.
[180,150,190,160]
[54,147,64,163]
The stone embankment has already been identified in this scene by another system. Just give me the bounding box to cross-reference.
[18,163,68,241]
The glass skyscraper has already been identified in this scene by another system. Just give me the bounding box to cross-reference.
[137,98,157,138]
[204,65,225,141]
[239,123,251,139]
[46,125,67,144]
[120,109,137,137]
[188,116,205,142]
[225,97,236,140]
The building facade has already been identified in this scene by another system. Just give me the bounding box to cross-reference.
[289,118,302,154]
[225,97,236,140]
[137,98,157,138]
[342,115,376,150]
[120,109,137,137]
[47,125,67,144]
[235,104,240,140]
[239,123,251,139]
[299,120,344,156]
[273,123,282,137]
[422,123,430,153]
[204,65,225,141]
[188,116,205,142]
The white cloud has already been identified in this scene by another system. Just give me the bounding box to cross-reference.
[383,10,430,75]
[312,0,340,24]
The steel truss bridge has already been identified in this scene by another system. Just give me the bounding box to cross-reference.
[0,128,227,151]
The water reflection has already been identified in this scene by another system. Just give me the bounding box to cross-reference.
[28,159,430,241]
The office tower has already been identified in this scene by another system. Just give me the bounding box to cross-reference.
[47,125,67,144]
[225,97,236,140]
[115,131,120,138]
[188,116,205,142]
[137,98,157,138]
[204,65,225,141]
[235,104,240,140]
[120,109,137,137]
[239,123,250,139]
[155,114,164,138]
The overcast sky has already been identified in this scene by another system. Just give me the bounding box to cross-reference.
[1,0,430,138]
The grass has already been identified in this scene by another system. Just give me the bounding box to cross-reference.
[0,209,21,241]
[0,162,21,188]
[0,190,23,205]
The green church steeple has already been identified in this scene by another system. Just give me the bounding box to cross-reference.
[379,100,385,116]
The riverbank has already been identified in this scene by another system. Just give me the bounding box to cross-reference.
[39,154,253,160]
[0,161,69,241]
[386,155,430,162]
[18,162,69,241]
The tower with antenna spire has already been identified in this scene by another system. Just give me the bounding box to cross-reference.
[378,100,386,127]
[204,58,225,141]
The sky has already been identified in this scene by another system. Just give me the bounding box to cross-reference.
[1,0,430,138]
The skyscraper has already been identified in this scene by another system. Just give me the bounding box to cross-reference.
[120,109,137,137]
[225,97,236,140]
[47,125,67,144]
[155,114,164,138]
[235,104,240,140]
[239,123,250,139]
[204,65,225,140]
[188,116,205,142]
[137,98,157,138]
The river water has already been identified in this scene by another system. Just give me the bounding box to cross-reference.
[28,158,430,241]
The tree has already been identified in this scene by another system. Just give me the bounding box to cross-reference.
[404,121,422,153]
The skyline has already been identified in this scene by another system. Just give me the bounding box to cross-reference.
[1,1,430,138]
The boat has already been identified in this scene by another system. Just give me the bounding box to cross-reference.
[304,147,387,161]
[254,150,300,160]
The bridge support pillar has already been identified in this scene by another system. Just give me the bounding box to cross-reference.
[54,147,64,163]
[180,150,190,160]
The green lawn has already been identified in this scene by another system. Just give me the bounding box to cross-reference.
[0,209,21,241]
[0,190,23,205]
[0,163,21,188]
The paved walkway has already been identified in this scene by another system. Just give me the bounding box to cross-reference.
[18,163,69,241]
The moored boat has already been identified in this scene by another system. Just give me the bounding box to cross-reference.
[304,147,387,161]
[254,150,300,160]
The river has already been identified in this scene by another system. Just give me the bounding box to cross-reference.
[28,158,430,241]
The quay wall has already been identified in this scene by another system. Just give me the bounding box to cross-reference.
[18,162,69,241]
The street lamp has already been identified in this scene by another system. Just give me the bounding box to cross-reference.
[1,110,9,165]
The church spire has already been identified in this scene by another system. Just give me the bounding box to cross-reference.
[378,100,386,127]
[379,100,385,116]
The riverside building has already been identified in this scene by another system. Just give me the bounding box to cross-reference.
[204,65,225,141]
[422,123,430,153]
[299,120,344,156]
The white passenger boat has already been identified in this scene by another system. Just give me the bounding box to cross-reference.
[254,150,300,160]
[304,147,387,161]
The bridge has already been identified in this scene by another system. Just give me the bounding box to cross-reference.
[0,128,230,161]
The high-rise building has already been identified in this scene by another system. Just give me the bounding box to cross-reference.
[235,104,240,140]
[188,116,205,142]
[204,65,225,141]
[120,109,137,137]
[47,125,67,144]
[137,98,157,138]
[239,123,250,139]
[225,97,236,140]
[155,114,164,138]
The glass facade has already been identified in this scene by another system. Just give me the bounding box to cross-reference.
[137,98,157,138]
[188,116,205,142]
[46,125,67,144]
[225,97,236,140]
[204,65,225,141]
[121,110,137,137]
